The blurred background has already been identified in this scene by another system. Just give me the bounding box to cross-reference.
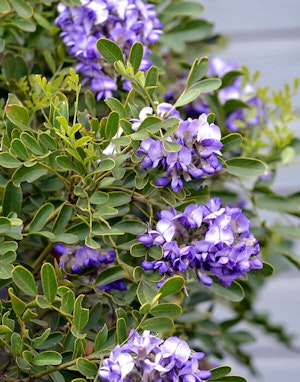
[201,1,300,381]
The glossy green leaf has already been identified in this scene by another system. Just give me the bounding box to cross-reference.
[0,325,13,334]
[158,276,185,298]
[13,164,48,186]
[208,278,244,302]
[5,104,29,130]
[129,42,144,74]
[32,351,62,366]
[95,266,126,287]
[90,191,110,205]
[97,38,125,65]
[29,203,54,232]
[31,328,51,348]
[225,157,266,177]
[2,180,22,216]
[0,152,22,168]
[141,317,173,332]
[41,263,58,304]
[0,241,18,254]
[130,243,147,258]
[12,265,38,297]
[77,358,98,378]
[150,303,182,318]
[189,78,222,93]
[73,295,89,332]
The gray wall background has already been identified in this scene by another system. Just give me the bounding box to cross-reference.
[200,1,300,381]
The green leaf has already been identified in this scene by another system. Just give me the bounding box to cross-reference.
[94,324,108,352]
[137,280,157,305]
[208,278,244,302]
[9,0,33,18]
[256,196,300,215]
[163,1,204,19]
[29,202,54,232]
[210,366,232,380]
[249,262,274,278]
[90,191,109,205]
[95,266,126,287]
[114,220,146,235]
[116,317,127,344]
[0,325,13,334]
[96,38,125,65]
[11,138,29,160]
[174,88,202,107]
[73,295,89,332]
[5,104,29,130]
[32,351,62,366]
[76,358,98,378]
[96,158,115,172]
[55,155,79,172]
[2,180,22,216]
[141,317,173,332]
[105,97,127,118]
[92,227,124,236]
[60,288,75,315]
[158,276,185,298]
[162,140,182,153]
[105,111,120,140]
[0,241,18,254]
[8,288,26,316]
[20,132,44,155]
[0,152,22,168]
[8,18,36,32]
[34,332,64,350]
[53,204,74,234]
[41,263,58,304]
[189,78,222,93]
[221,133,243,153]
[129,42,144,73]
[225,157,266,177]
[137,116,162,133]
[39,133,58,150]
[0,0,10,13]
[186,57,209,88]
[11,332,22,356]
[130,243,147,258]
[13,164,48,186]
[107,192,131,207]
[12,265,38,297]
[150,303,182,318]
[31,328,51,348]
[2,53,28,80]
[212,377,247,382]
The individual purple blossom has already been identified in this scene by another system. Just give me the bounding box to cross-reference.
[99,330,211,381]
[55,0,162,99]
[139,197,263,287]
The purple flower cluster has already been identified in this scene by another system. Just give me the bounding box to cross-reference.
[55,0,162,99]
[136,104,222,192]
[138,197,262,287]
[185,57,265,132]
[99,330,211,381]
[54,243,127,291]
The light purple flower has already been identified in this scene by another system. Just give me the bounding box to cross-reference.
[56,0,163,99]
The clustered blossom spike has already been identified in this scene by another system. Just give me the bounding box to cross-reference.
[55,0,162,99]
[135,103,223,192]
[184,57,265,131]
[138,197,263,287]
[54,244,127,291]
[99,330,212,381]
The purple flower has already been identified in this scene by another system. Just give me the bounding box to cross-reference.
[99,330,211,381]
[139,198,263,287]
[136,108,223,192]
[56,0,163,99]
